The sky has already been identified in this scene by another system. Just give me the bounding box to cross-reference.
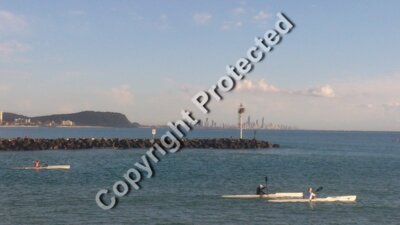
[1,0,400,131]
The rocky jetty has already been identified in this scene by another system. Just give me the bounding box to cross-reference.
[0,138,279,151]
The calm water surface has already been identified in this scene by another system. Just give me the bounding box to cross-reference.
[0,128,399,224]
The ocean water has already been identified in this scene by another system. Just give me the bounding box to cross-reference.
[0,127,399,225]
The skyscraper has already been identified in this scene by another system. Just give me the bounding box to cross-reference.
[0,111,3,124]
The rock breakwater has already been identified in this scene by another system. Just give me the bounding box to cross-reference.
[0,138,279,151]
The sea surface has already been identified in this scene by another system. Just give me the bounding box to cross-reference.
[0,127,399,225]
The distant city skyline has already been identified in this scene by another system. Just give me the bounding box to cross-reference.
[0,109,297,130]
[192,114,297,130]
[1,1,400,131]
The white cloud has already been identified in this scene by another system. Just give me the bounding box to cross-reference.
[193,13,212,25]
[221,21,243,30]
[253,10,269,21]
[110,85,134,105]
[0,40,31,57]
[236,79,334,98]
[0,10,28,33]
[236,79,280,92]
[236,79,335,98]
[101,74,399,130]
[298,85,336,98]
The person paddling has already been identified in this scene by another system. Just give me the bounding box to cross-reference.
[304,187,316,200]
[33,160,40,168]
[256,184,266,195]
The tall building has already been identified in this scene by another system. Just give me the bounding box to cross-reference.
[261,117,265,129]
[0,111,3,124]
[247,116,251,128]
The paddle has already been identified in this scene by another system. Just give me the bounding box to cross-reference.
[315,186,323,193]
[263,176,268,194]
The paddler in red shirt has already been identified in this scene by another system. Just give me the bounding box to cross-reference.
[33,160,40,168]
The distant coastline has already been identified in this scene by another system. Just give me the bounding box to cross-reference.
[0,125,110,128]
[0,111,140,128]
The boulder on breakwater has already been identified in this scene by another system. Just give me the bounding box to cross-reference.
[0,138,279,151]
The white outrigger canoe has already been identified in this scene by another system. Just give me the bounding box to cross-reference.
[268,195,357,203]
[222,192,304,199]
[13,165,71,170]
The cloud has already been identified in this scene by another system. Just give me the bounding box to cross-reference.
[297,85,336,98]
[236,79,280,93]
[236,79,335,98]
[0,10,28,33]
[221,21,243,30]
[253,10,270,21]
[193,13,212,25]
[110,85,134,105]
[0,40,31,57]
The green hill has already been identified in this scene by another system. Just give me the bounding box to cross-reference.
[3,111,140,127]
